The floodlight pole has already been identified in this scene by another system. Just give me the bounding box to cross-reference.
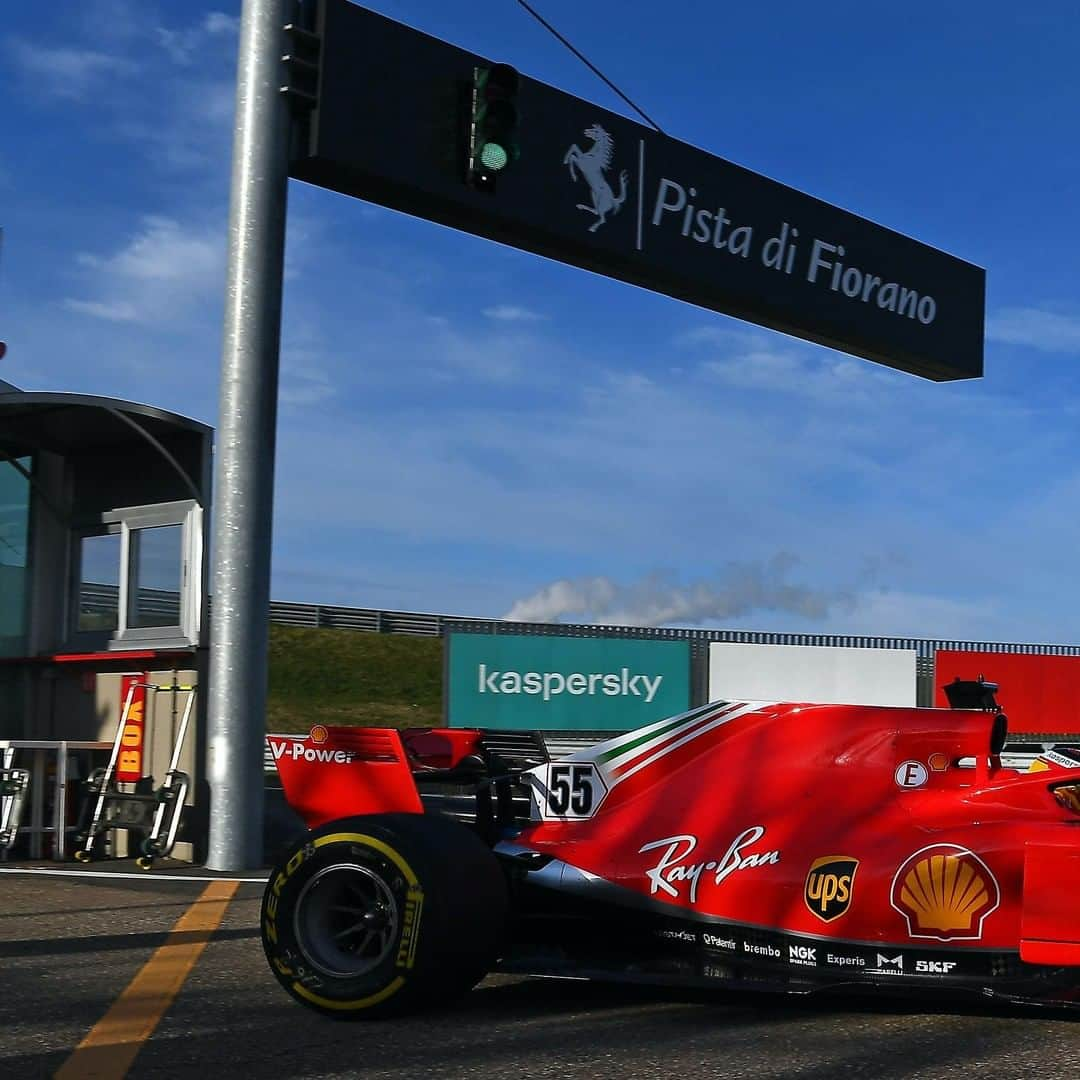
[207,0,291,871]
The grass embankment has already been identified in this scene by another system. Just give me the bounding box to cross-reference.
[266,624,443,732]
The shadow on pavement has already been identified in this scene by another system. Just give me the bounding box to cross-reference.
[0,925,260,959]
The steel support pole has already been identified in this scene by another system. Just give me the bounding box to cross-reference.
[207,0,291,871]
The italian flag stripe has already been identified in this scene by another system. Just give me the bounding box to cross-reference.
[599,702,740,771]
[611,700,778,784]
[596,710,710,764]
[582,701,720,765]
[608,708,730,777]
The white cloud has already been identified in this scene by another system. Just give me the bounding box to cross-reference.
[13,10,236,172]
[986,307,1080,353]
[817,588,1003,641]
[256,285,1077,641]
[10,41,135,100]
[105,216,220,281]
[204,13,240,36]
[280,366,335,407]
[676,325,748,348]
[503,560,856,627]
[63,299,138,322]
[482,304,547,322]
[680,325,895,404]
[65,215,225,325]
[156,11,239,66]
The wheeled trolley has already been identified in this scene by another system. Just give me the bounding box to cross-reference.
[0,756,31,851]
[75,682,196,869]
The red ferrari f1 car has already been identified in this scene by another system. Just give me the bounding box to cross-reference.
[262,679,1080,1017]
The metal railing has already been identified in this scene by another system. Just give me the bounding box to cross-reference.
[77,585,1080,661]
[444,617,1080,661]
[78,583,181,624]
[266,602,484,636]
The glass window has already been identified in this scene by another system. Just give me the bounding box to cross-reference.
[69,499,202,648]
[128,524,182,628]
[0,457,31,657]
[77,532,122,631]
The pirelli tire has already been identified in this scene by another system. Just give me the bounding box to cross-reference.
[260,813,507,1019]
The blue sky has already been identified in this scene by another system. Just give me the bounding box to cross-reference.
[4,1,1080,641]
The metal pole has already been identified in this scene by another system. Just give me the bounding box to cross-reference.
[207,0,291,871]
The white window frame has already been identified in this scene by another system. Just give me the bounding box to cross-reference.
[71,499,202,650]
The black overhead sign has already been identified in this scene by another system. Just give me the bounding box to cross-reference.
[292,0,985,382]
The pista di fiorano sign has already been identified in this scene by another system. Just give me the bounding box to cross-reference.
[292,1,984,382]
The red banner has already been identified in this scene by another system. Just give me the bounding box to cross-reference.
[115,674,148,782]
[934,651,1080,736]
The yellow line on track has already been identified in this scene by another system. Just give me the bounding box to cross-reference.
[54,879,239,1080]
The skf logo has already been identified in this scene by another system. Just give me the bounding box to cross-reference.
[915,959,957,974]
[804,856,858,922]
[891,844,1000,941]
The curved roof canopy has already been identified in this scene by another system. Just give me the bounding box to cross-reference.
[0,391,212,503]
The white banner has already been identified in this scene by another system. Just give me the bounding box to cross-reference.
[708,643,915,707]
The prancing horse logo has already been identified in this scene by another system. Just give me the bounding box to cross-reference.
[563,123,629,233]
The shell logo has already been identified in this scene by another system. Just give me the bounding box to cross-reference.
[890,844,1000,941]
[309,724,329,744]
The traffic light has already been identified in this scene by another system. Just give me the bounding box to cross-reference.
[468,63,520,191]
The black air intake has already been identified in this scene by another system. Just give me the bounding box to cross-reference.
[943,675,1000,711]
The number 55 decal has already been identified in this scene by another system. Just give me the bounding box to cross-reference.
[528,762,608,821]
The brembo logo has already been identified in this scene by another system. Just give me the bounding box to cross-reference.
[639,827,780,904]
[270,740,357,765]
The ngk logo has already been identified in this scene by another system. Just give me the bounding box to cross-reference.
[789,944,817,966]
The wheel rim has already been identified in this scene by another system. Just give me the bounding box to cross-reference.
[293,862,400,978]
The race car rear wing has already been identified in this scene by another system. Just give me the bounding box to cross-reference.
[268,727,423,828]
[268,726,593,832]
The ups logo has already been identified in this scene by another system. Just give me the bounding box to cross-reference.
[804,856,858,922]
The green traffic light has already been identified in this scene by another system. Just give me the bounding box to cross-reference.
[479,142,509,171]
[468,62,520,189]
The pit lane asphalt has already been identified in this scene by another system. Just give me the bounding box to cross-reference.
[2,865,1078,1080]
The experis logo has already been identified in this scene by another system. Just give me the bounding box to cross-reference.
[639,827,780,904]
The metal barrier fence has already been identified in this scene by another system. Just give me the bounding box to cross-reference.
[444,617,1080,661]
[81,583,1080,710]
[79,584,1080,660]
[80,585,482,637]
[266,602,487,635]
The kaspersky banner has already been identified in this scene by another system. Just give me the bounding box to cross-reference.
[447,633,690,731]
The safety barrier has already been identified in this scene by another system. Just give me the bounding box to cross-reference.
[0,741,112,860]
[78,584,1080,659]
